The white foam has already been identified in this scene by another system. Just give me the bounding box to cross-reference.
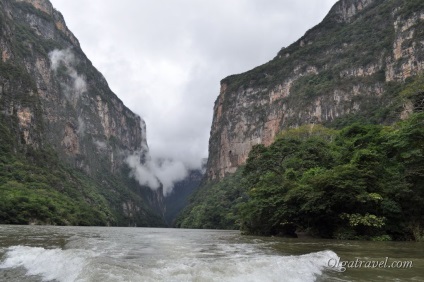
[145,250,340,282]
[0,245,96,282]
[0,245,339,282]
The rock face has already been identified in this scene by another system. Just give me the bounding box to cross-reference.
[0,0,164,225]
[207,0,424,180]
[1,0,144,167]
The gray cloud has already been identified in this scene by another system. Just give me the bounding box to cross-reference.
[50,0,338,184]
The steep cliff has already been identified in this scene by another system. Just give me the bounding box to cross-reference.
[207,0,424,180]
[0,0,165,225]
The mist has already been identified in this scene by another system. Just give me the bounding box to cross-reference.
[49,48,190,195]
[49,48,87,103]
[125,149,188,196]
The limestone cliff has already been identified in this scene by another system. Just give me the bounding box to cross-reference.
[207,0,424,180]
[0,0,164,225]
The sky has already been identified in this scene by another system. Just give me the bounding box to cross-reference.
[49,0,338,192]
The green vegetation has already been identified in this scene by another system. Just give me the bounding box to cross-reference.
[0,60,162,227]
[0,113,164,226]
[177,114,424,241]
[0,117,112,225]
[396,0,424,20]
[175,169,245,229]
[0,62,37,92]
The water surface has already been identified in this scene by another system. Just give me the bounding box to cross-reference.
[0,225,422,281]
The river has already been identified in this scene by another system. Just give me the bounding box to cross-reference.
[0,225,422,281]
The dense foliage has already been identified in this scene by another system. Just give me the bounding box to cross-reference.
[175,169,245,229]
[0,117,110,225]
[177,113,424,241]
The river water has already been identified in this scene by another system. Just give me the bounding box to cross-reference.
[0,225,422,282]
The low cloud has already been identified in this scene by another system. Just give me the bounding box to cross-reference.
[77,116,85,136]
[125,149,188,196]
[49,48,87,102]
[93,139,107,150]
[154,159,188,196]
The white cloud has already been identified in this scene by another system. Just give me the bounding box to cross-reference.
[50,0,339,181]
[77,116,85,136]
[125,150,188,196]
[125,152,161,191]
[93,140,107,150]
[48,48,87,102]
[49,48,75,71]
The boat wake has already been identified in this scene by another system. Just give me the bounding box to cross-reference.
[0,244,339,282]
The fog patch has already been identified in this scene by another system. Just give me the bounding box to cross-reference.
[49,48,87,103]
[154,159,188,196]
[126,152,160,191]
[125,150,188,196]
[93,140,107,150]
[77,116,86,136]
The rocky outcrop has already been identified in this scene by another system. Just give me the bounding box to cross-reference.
[332,0,375,23]
[207,0,424,180]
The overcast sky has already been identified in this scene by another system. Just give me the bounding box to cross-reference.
[49,0,338,171]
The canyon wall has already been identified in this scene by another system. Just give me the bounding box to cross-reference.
[207,0,424,180]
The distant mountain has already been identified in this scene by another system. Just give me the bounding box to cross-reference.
[0,0,165,226]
